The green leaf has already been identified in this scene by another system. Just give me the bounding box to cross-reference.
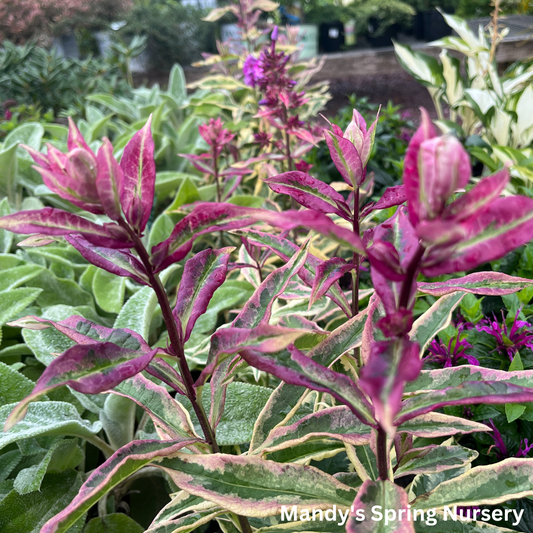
[0,402,102,451]
[410,293,465,355]
[25,270,92,308]
[84,514,144,533]
[227,195,264,208]
[14,440,61,495]
[100,394,136,449]
[0,362,34,406]
[394,445,478,479]
[92,268,126,314]
[181,382,273,446]
[0,264,44,291]
[0,198,13,253]
[159,453,357,516]
[0,450,22,481]
[149,213,178,249]
[0,144,19,202]
[0,471,83,533]
[165,178,201,213]
[0,288,42,325]
[168,64,187,105]
[86,94,137,120]
[113,265,178,339]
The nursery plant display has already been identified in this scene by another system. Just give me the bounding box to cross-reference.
[3,1,533,530]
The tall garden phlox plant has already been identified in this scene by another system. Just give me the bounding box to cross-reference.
[4,106,533,531]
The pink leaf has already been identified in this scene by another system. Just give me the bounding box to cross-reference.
[120,116,156,232]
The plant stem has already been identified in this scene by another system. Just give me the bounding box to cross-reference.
[352,188,361,366]
[119,219,219,453]
[119,219,253,533]
[398,243,425,310]
[85,434,115,459]
[376,426,389,480]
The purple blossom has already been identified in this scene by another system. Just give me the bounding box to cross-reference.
[243,55,263,87]
[476,309,533,361]
[487,420,533,459]
[423,328,478,368]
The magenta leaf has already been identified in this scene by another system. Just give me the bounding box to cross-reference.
[324,130,365,187]
[33,146,103,215]
[418,135,471,221]
[241,345,375,426]
[40,438,197,533]
[198,324,308,386]
[264,171,351,219]
[443,169,509,223]
[403,108,437,227]
[422,195,533,276]
[310,257,355,306]
[120,116,156,232]
[65,235,149,285]
[7,315,151,353]
[173,247,233,342]
[5,343,157,430]
[151,203,365,272]
[418,272,533,296]
[67,117,94,155]
[359,338,422,433]
[397,380,533,424]
[96,138,124,221]
[0,208,132,248]
[361,184,406,217]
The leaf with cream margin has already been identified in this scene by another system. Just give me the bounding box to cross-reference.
[346,479,415,533]
[151,203,364,272]
[396,380,533,424]
[249,308,368,451]
[409,292,465,356]
[264,171,351,220]
[114,374,198,441]
[39,439,198,533]
[157,453,357,517]
[199,325,308,387]
[397,412,489,438]
[4,343,157,430]
[241,345,375,426]
[394,445,478,479]
[404,365,533,393]
[418,272,533,297]
[119,116,156,232]
[413,458,533,510]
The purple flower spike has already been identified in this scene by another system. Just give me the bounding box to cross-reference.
[517,439,533,457]
[243,55,263,87]
[271,25,279,41]
[487,419,508,459]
